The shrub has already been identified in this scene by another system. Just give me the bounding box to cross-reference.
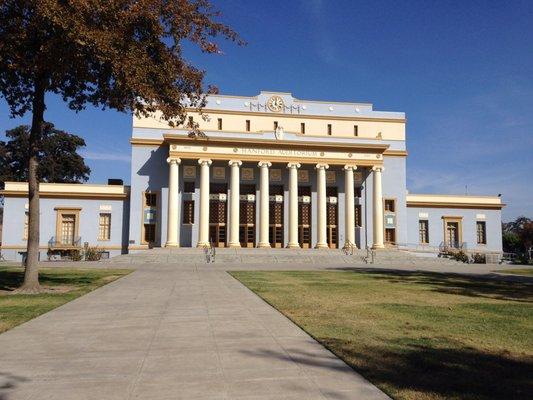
[471,253,486,264]
[452,250,469,263]
[70,249,82,261]
[84,246,102,261]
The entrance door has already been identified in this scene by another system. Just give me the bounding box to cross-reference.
[269,185,284,248]
[209,183,227,247]
[239,184,256,248]
[298,186,311,248]
[446,222,459,248]
[326,187,338,249]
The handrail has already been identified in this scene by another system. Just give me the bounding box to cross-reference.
[342,241,357,256]
[364,246,375,264]
[48,236,82,248]
[204,240,216,263]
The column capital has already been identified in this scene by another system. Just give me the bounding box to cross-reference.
[166,157,182,165]
[344,164,357,171]
[258,161,272,168]
[287,162,301,169]
[372,165,385,172]
[315,163,329,170]
[228,159,243,167]
[198,158,212,166]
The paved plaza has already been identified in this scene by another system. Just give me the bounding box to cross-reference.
[1,249,529,400]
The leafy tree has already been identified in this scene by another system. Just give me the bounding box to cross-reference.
[0,124,90,186]
[0,0,241,291]
[502,217,533,263]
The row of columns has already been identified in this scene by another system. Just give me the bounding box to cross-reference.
[166,158,385,249]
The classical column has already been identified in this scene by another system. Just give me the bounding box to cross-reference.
[165,157,181,247]
[197,159,212,247]
[228,160,242,248]
[287,162,301,248]
[315,163,329,249]
[372,166,385,249]
[344,165,357,248]
[257,161,272,248]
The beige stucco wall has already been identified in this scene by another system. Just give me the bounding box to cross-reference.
[134,110,406,141]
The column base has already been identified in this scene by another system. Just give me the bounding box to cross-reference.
[287,243,300,249]
[344,241,358,249]
[315,243,329,249]
[228,242,241,248]
[257,242,271,248]
[372,244,385,250]
[165,242,179,248]
[197,242,210,248]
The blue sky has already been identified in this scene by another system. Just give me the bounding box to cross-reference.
[1,0,531,221]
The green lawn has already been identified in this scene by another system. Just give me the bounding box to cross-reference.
[0,267,131,333]
[231,270,533,400]
[497,268,533,276]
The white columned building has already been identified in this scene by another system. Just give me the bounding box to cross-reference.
[165,157,181,247]
[287,162,301,248]
[372,166,385,249]
[197,159,212,247]
[344,165,357,248]
[228,160,242,248]
[315,163,329,249]
[257,161,272,248]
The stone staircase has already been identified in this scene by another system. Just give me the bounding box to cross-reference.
[103,247,464,267]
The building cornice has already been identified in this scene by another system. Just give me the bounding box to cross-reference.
[406,193,504,210]
[0,182,129,199]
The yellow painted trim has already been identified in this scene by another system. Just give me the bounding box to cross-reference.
[130,138,164,146]
[383,150,408,157]
[163,134,390,153]
[406,202,504,210]
[0,191,128,200]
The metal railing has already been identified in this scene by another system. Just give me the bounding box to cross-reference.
[363,246,375,264]
[204,239,216,263]
[438,241,467,255]
[48,236,82,248]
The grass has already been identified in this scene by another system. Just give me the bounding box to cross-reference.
[0,266,131,334]
[497,268,533,276]
[231,270,533,400]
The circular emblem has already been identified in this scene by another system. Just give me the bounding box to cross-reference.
[267,96,284,112]
[320,152,325,157]
[233,148,238,153]
[348,153,353,158]
[203,146,207,151]
[376,154,382,159]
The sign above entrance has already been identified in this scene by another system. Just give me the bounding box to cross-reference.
[169,143,383,166]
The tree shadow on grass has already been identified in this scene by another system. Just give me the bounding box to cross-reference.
[329,268,533,303]
[0,269,96,291]
[0,372,29,400]
[240,340,533,400]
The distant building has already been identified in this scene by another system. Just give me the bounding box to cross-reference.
[0,91,504,261]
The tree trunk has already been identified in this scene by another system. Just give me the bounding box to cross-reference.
[19,80,46,292]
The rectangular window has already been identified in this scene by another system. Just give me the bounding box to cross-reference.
[183,181,195,193]
[477,221,487,244]
[23,211,29,240]
[245,120,250,132]
[384,199,395,212]
[327,124,332,135]
[354,125,359,136]
[355,205,362,227]
[274,121,278,130]
[419,220,429,244]
[355,187,362,198]
[182,200,194,224]
[300,122,306,134]
[217,118,222,130]
[145,192,157,207]
[98,213,111,240]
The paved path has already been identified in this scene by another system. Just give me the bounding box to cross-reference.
[0,263,390,400]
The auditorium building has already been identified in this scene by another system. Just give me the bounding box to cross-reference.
[0,91,504,261]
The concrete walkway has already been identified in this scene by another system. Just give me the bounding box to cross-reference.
[0,263,390,400]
